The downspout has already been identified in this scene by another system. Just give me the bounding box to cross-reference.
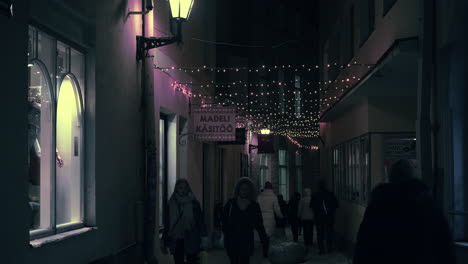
[417,0,434,191]
[428,0,441,205]
[138,0,158,263]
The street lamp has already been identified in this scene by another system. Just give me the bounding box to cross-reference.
[260,128,271,135]
[136,0,194,60]
[169,0,194,21]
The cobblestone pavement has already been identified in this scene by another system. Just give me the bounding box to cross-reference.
[206,229,350,264]
[207,245,350,264]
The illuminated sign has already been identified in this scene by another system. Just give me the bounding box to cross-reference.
[193,107,236,141]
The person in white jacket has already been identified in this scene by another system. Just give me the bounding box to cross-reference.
[257,182,284,237]
[298,188,314,246]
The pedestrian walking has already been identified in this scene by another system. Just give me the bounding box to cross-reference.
[222,177,270,264]
[298,188,315,246]
[353,159,455,264]
[310,180,338,254]
[257,182,284,237]
[288,192,302,242]
[161,179,208,264]
[275,194,288,240]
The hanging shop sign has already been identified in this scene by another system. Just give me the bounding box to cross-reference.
[193,107,236,141]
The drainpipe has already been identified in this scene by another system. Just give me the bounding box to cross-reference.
[134,0,158,263]
[427,0,441,205]
[417,0,434,192]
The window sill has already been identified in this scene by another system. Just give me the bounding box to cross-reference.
[455,242,468,248]
[30,227,97,248]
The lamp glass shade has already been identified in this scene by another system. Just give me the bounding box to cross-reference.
[169,0,194,20]
[261,129,271,135]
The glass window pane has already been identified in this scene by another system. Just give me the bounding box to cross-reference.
[28,27,36,60]
[279,150,287,166]
[57,42,69,78]
[28,63,53,231]
[71,49,85,95]
[38,32,57,89]
[56,76,83,225]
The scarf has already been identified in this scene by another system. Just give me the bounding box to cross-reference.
[169,193,195,240]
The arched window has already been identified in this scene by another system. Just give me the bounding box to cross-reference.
[28,61,54,232]
[56,75,84,226]
[28,26,86,239]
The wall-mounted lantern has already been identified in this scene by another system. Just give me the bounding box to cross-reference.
[136,0,194,60]
[260,128,271,135]
[0,0,13,17]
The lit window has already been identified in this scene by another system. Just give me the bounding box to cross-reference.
[278,149,289,198]
[296,151,302,193]
[28,27,86,239]
[259,154,269,188]
[159,115,168,228]
[332,134,369,205]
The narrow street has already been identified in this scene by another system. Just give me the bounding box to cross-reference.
[207,230,350,264]
[2,0,468,264]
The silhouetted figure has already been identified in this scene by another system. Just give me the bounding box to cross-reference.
[212,199,224,248]
[311,180,338,254]
[222,177,270,264]
[299,188,315,246]
[276,194,288,240]
[257,181,284,237]
[162,179,207,264]
[353,159,455,264]
[214,199,223,230]
[288,192,302,242]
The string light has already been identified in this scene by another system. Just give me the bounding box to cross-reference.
[154,63,374,72]
[158,61,373,139]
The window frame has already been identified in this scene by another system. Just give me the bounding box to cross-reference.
[278,149,289,199]
[159,114,169,229]
[28,26,86,240]
[332,134,370,205]
[296,151,302,193]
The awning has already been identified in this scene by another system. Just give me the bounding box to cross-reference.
[320,38,419,122]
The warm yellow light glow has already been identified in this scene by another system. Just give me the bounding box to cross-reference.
[169,0,194,20]
[261,128,271,135]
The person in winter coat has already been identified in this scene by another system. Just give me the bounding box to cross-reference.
[162,179,208,264]
[222,177,270,264]
[310,180,338,254]
[298,188,315,246]
[275,194,289,240]
[288,192,302,242]
[353,159,455,264]
[257,182,284,237]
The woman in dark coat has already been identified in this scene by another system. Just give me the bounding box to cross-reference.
[222,177,270,264]
[288,192,301,242]
[162,179,207,264]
